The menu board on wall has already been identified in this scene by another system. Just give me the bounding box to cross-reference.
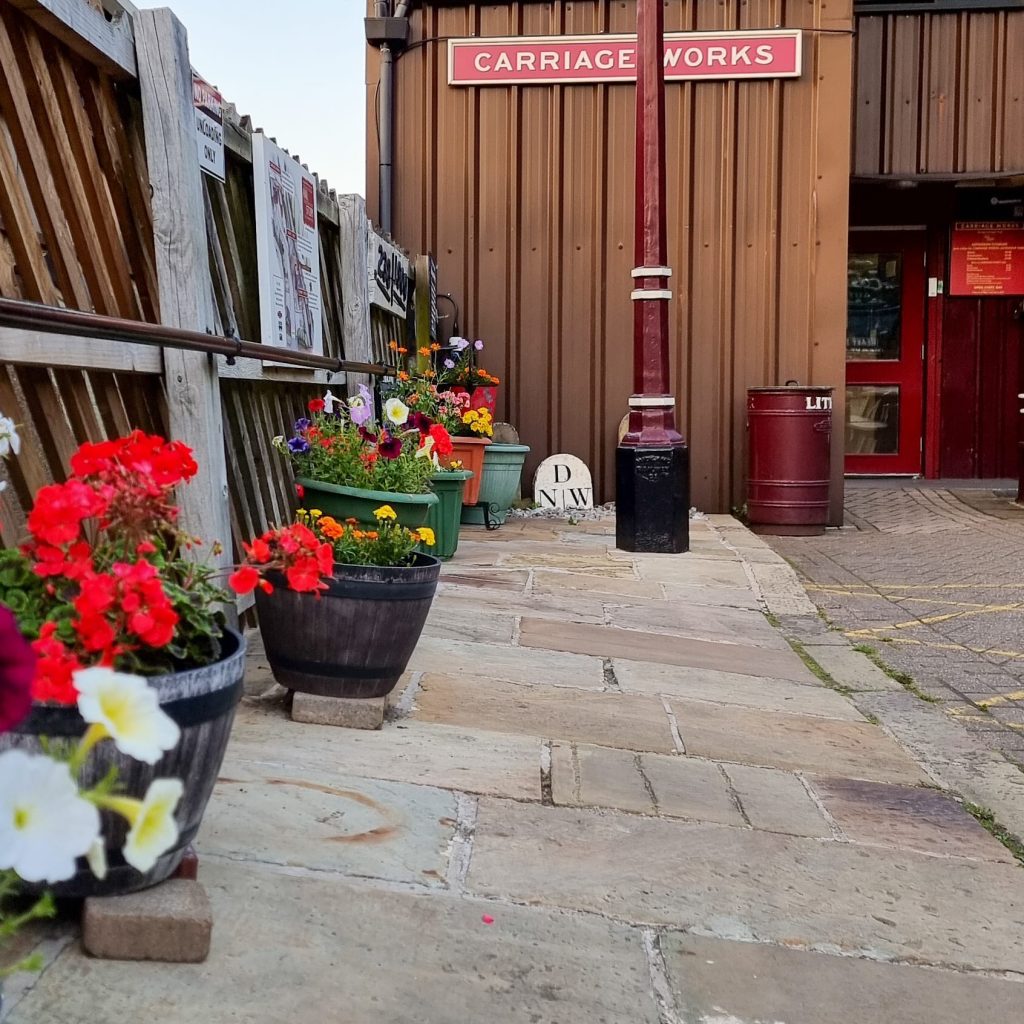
[949,222,1024,296]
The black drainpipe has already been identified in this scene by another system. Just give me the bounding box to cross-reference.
[365,2,414,237]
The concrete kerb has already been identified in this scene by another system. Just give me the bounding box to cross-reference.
[710,516,1024,847]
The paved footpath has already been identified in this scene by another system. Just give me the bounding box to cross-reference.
[769,482,1024,766]
[6,514,1024,1023]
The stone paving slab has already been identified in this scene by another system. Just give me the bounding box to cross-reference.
[421,602,517,644]
[605,600,791,649]
[672,699,929,784]
[228,706,542,800]
[407,635,606,689]
[638,752,745,825]
[7,862,660,1024]
[467,799,1024,972]
[499,550,639,576]
[519,617,815,682]
[811,776,1014,862]
[199,765,456,886]
[551,743,654,814]
[531,569,665,600]
[434,583,608,623]
[722,762,833,838]
[802,642,904,691]
[437,567,530,590]
[413,673,677,753]
[659,580,762,609]
[662,933,1024,1024]
[629,555,751,589]
[612,658,865,720]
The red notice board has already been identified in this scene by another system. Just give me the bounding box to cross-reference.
[949,222,1024,296]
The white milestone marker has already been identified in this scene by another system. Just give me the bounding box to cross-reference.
[533,455,594,511]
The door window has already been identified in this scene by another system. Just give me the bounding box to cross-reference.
[847,253,902,360]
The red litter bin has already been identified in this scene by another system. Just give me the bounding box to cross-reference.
[747,384,833,535]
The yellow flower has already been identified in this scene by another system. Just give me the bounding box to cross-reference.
[389,340,399,351]
[374,505,398,521]
[309,508,323,519]
[417,527,436,546]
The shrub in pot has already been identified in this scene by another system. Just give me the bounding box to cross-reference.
[232,505,440,700]
[0,427,247,898]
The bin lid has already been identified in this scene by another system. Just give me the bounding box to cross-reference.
[747,385,834,394]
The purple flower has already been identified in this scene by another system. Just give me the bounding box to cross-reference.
[443,358,455,369]
[350,401,372,427]
[293,417,311,433]
[378,432,403,460]
[287,437,310,454]
[450,337,470,352]
[473,339,484,351]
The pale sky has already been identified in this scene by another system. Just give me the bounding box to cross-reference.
[145,1,368,195]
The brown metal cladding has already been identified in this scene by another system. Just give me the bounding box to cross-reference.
[368,1,853,515]
[853,9,1024,177]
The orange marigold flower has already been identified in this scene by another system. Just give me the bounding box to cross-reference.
[388,340,399,351]
[430,343,441,352]
[418,346,431,357]
[397,346,408,355]
[318,516,345,540]
[398,371,410,382]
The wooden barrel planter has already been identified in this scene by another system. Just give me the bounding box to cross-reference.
[255,555,441,699]
[1,629,247,898]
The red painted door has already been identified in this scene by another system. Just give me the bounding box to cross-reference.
[845,232,926,475]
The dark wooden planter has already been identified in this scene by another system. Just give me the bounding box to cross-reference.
[1,629,246,898]
[255,554,441,699]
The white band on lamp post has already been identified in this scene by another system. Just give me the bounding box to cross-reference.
[631,289,673,301]
[631,266,673,278]
[628,396,676,408]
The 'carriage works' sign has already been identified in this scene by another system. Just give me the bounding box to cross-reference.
[449,30,802,86]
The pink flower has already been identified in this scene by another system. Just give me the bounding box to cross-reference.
[0,607,34,732]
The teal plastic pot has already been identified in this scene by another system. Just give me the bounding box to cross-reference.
[461,444,530,526]
[427,470,473,560]
[295,477,437,528]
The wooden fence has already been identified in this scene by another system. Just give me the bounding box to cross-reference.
[0,0,416,606]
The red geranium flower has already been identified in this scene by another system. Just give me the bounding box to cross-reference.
[428,424,453,457]
[31,623,81,705]
[229,565,260,595]
[27,480,107,546]
[308,398,325,413]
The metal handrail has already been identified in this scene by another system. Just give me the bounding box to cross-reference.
[0,297,389,376]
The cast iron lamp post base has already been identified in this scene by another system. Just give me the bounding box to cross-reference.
[615,443,690,553]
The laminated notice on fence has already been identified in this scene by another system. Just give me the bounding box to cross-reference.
[192,72,224,182]
[252,132,323,362]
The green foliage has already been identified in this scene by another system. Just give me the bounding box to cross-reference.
[0,870,56,981]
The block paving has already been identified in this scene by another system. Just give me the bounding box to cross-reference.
[769,481,1024,765]
[5,512,1022,1024]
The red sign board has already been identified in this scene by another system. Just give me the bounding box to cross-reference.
[448,31,802,86]
[949,222,1024,297]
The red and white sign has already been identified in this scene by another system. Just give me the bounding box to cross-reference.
[449,31,802,86]
[949,222,1024,297]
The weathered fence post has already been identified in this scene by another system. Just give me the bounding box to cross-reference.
[134,9,234,587]
[338,194,372,397]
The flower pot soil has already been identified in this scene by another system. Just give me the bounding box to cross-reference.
[0,629,246,898]
[295,477,437,528]
[255,554,441,699]
[442,437,491,505]
[461,444,531,527]
[427,470,473,560]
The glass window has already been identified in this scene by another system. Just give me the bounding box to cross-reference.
[846,385,900,455]
[847,253,902,361]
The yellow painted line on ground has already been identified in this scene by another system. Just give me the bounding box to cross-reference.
[852,635,1024,660]
[807,582,1024,593]
[841,602,1024,640]
[976,690,1024,708]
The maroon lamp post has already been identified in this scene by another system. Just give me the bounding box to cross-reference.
[616,0,689,553]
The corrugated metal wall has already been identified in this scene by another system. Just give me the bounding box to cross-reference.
[368,1,853,515]
[854,8,1024,176]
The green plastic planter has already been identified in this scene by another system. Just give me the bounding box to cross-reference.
[427,470,473,560]
[460,444,531,527]
[295,477,437,528]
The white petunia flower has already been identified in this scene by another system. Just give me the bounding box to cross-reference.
[384,397,409,427]
[122,779,183,873]
[322,390,337,415]
[0,749,100,883]
[75,666,180,766]
[0,414,19,458]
